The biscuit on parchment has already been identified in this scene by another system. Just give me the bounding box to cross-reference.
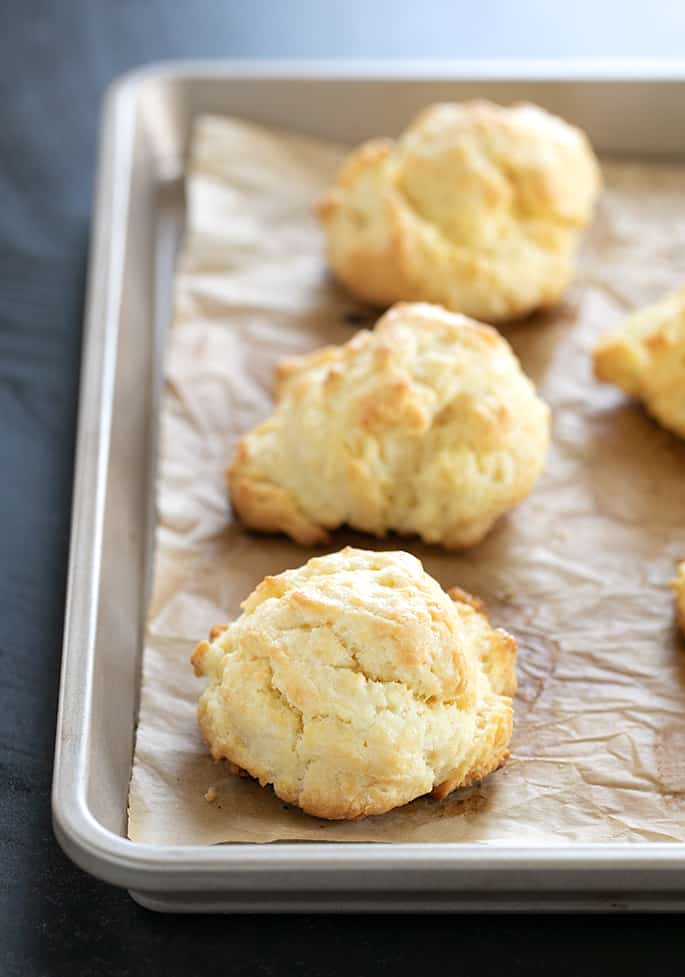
[228,302,550,549]
[594,287,685,439]
[317,100,600,322]
[191,547,517,820]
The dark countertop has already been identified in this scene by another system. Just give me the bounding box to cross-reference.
[2,2,685,974]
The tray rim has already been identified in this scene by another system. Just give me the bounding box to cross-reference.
[52,58,685,897]
[110,56,685,84]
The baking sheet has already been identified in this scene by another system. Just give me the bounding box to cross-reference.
[127,115,685,845]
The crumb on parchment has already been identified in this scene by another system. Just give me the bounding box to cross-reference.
[204,786,217,803]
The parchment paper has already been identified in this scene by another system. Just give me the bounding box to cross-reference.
[128,115,685,845]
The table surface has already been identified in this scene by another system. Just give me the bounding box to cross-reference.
[3,2,685,974]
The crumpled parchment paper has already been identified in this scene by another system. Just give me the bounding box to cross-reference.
[127,115,685,845]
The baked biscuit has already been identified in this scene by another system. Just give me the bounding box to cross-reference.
[228,302,550,548]
[594,288,685,438]
[191,547,517,820]
[317,101,600,322]
[672,562,685,635]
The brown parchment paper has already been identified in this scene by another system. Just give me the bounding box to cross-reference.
[127,115,685,845]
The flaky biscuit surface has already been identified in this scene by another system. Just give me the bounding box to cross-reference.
[229,302,550,548]
[191,547,516,819]
[317,101,601,322]
[594,287,685,439]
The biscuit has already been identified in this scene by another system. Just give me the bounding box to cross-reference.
[228,302,550,548]
[594,288,685,438]
[672,562,685,635]
[317,101,600,322]
[191,547,517,820]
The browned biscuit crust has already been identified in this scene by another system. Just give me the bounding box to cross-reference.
[228,302,550,550]
[594,287,685,439]
[317,101,600,323]
[191,547,517,820]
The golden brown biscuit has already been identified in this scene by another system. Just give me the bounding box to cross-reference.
[317,101,600,322]
[191,547,517,820]
[594,288,685,438]
[228,303,550,549]
[672,562,685,635]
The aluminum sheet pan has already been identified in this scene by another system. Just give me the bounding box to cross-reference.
[53,61,685,911]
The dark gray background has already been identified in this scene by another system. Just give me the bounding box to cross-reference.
[2,2,685,974]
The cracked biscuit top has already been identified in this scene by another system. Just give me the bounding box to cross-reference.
[594,287,685,439]
[317,100,601,322]
[228,302,550,549]
[191,547,517,820]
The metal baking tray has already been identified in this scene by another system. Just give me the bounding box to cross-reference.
[52,60,685,912]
